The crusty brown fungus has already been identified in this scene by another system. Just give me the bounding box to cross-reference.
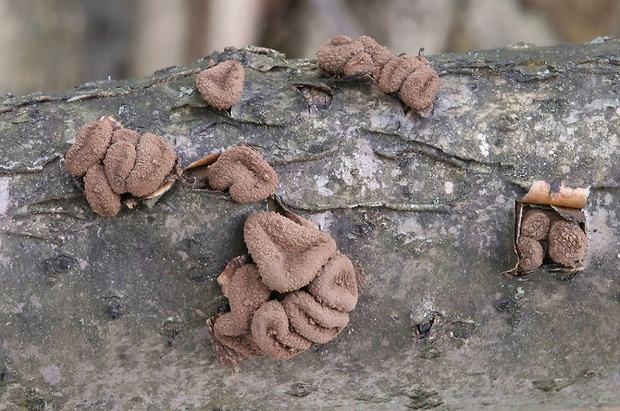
[211,263,271,359]
[316,35,439,115]
[203,146,278,203]
[548,220,587,267]
[244,211,337,293]
[516,236,544,272]
[209,207,359,364]
[195,60,245,110]
[125,133,177,197]
[65,117,115,177]
[520,209,552,240]
[283,290,350,344]
[65,117,179,217]
[250,300,313,360]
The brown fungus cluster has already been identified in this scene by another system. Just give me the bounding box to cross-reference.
[183,145,278,203]
[65,116,179,217]
[516,208,587,272]
[316,35,439,115]
[195,60,245,110]
[209,210,358,364]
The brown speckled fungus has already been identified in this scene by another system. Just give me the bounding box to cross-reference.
[195,60,245,110]
[204,146,278,203]
[516,236,544,272]
[209,209,359,365]
[316,35,439,115]
[548,220,587,267]
[65,117,179,217]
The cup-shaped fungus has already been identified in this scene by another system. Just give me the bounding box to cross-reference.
[209,206,359,365]
[195,60,245,110]
[244,211,337,293]
[65,117,116,177]
[125,133,178,197]
[282,290,350,344]
[211,263,271,358]
[65,117,179,217]
[520,209,552,240]
[307,252,358,312]
[516,236,544,272]
[203,146,279,203]
[250,300,313,360]
[316,35,439,115]
[548,220,587,267]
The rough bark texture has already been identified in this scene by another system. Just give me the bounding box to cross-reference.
[1,40,619,410]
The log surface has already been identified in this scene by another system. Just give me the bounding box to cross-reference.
[1,41,619,410]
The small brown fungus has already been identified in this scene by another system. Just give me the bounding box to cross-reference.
[212,263,271,358]
[307,252,358,312]
[516,236,544,272]
[125,133,177,197]
[195,60,245,110]
[520,209,552,240]
[548,220,587,267]
[204,146,278,203]
[244,211,337,293]
[316,35,439,114]
[250,300,312,360]
[83,163,122,217]
[282,290,350,344]
[65,118,114,177]
[111,128,141,146]
[315,35,365,75]
[65,118,179,216]
[103,140,137,195]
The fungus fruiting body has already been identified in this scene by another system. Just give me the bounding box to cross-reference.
[244,211,336,293]
[548,220,587,267]
[209,209,359,365]
[203,146,279,203]
[316,35,439,115]
[516,235,544,272]
[195,60,245,110]
[65,117,179,216]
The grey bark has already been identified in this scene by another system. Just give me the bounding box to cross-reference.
[1,40,619,410]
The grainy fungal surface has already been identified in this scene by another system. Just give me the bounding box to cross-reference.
[195,60,245,110]
[516,235,544,271]
[204,145,279,203]
[316,35,439,115]
[209,210,358,364]
[548,220,588,267]
[65,118,179,216]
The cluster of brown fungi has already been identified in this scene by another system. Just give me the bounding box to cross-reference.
[65,116,179,217]
[316,35,439,116]
[209,209,358,364]
[517,209,587,271]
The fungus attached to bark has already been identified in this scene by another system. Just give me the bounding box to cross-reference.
[103,140,137,195]
[520,209,552,240]
[250,300,313,360]
[65,117,179,216]
[125,133,177,197]
[516,236,544,272]
[282,290,350,344]
[203,146,279,203]
[316,35,439,115]
[244,211,337,293]
[548,220,587,267]
[211,263,271,358]
[307,252,358,312]
[208,205,360,365]
[65,118,114,177]
[83,163,121,217]
[195,60,245,110]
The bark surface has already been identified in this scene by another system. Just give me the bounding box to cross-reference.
[0,41,619,410]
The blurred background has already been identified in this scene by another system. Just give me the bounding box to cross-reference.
[1,0,618,96]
